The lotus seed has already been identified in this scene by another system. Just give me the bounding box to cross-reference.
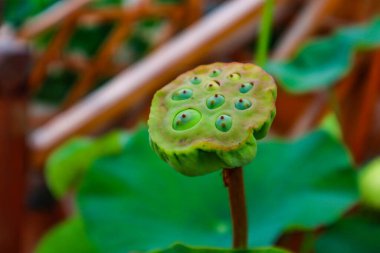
[240,82,254,93]
[235,98,252,110]
[215,114,232,132]
[229,73,241,81]
[172,109,202,131]
[209,69,221,77]
[190,76,201,85]
[206,80,220,91]
[206,94,225,109]
[172,88,193,100]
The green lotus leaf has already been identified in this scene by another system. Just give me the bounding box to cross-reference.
[316,213,380,253]
[46,131,129,198]
[148,63,277,176]
[35,216,99,253]
[266,16,380,93]
[35,218,288,253]
[78,126,358,253]
[150,244,290,253]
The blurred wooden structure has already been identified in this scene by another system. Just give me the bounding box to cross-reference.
[0,30,31,253]
[272,0,380,166]
[272,0,342,60]
[21,0,201,108]
[339,51,380,164]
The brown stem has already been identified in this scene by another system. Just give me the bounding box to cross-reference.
[223,167,248,249]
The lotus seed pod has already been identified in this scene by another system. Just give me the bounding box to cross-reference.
[148,62,277,176]
[359,158,380,210]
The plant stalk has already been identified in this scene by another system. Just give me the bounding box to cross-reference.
[255,0,275,66]
[223,167,248,249]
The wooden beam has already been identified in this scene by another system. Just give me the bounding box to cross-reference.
[30,0,266,166]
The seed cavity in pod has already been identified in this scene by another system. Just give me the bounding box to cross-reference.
[209,69,221,77]
[190,76,201,85]
[215,114,232,132]
[235,98,252,110]
[240,82,254,93]
[172,88,193,100]
[228,72,241,81]
[206,80,220,91]
[172,109,202,131]
[206,94,225,109]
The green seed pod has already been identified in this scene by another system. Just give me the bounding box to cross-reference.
[359,158,380,210]
[148,62,277,176]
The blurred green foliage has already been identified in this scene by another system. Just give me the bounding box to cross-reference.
[319,113,342,140]
[152,245,290,253]
[37,215,287,253]
[78,127,357,252]
[316,212,380,253]
[358,158,380,210]
[65,23,115,57]
[266,16,380,93]
[35,216,99,253]
[4,0,60,28]
[46,131,129,197]
[34,68,77,104]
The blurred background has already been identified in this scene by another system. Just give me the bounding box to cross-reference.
[1,0,380,252]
